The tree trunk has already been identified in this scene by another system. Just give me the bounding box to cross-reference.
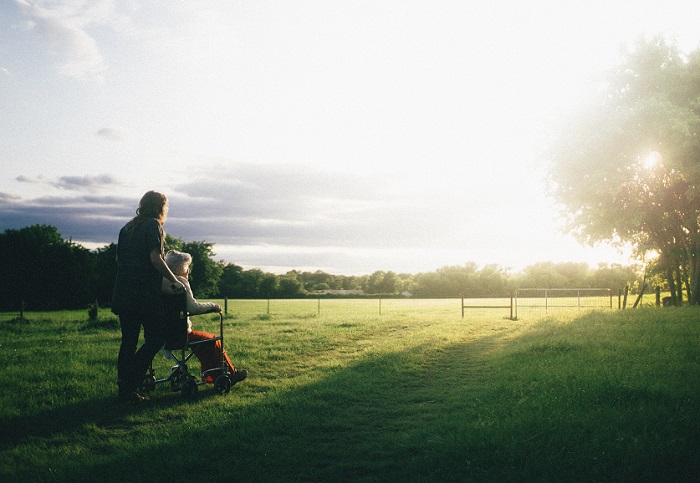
[667,265,678,305]
[685,241,699,305]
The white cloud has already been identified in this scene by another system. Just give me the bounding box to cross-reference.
[96,127,129,141]
[15,0,108,80]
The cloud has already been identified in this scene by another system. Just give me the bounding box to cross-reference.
[0,193,132,243]
[0,192,21,202]
[0,164,628,275]
[15,174,42,183]
[15,173,120,192]
[16,0,108,80]
[52,174,121,191]
[164,163,473,252]
[2,162,460,253]
[96,127,129,141]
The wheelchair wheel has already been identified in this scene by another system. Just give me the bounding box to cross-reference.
[170,366,185,392]
[214,374,231,395]
[182,377,198,398]
[140,375,156,393]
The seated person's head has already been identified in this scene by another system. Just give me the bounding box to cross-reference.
[165,250,192,277]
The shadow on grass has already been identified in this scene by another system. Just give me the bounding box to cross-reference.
[4,312,700,482]
[0,382,222,452]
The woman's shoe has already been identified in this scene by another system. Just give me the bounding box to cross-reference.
[118,390,148,404]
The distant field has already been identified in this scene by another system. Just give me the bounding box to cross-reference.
[0,301,698,481]
[219,295,638,319]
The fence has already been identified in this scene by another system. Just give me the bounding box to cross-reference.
[219,291,613,320]
[513,288,613,318]
[461,294,514,320]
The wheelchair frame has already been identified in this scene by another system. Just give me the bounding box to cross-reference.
[141,293,234,398]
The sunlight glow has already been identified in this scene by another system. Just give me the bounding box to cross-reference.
[643,151,662,170]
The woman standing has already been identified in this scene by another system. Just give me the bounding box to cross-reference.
[112,191,185,403]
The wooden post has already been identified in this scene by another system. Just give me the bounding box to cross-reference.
[510,293,514,320]
[224,297,228,315]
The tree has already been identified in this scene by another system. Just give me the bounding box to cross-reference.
[277,275,305,298]
[365,271,399,294]
[237,269,265,298]
[0,225,95,310]
[166,235,222,298]
[93,243,117,306]
[218,262,244,298]
[587,263,641,292]
[546,37,700,304]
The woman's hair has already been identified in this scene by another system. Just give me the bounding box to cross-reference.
[164,250,192,276]
[135,191,168,224]
[124,191,168,236]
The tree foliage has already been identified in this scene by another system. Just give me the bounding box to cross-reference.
[0,225,644,311]
[546,37,700,304]
[0,225,95,310]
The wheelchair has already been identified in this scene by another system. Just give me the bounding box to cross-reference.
[140,292,235,398]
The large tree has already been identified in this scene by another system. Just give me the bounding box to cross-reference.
[546,37,700,305]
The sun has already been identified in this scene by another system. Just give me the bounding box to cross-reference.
[643,151,662,170]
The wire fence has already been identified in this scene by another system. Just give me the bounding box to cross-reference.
[213,289,616,321]
[513,288,613,318]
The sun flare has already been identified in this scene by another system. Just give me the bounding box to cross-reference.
[643,151,662,169]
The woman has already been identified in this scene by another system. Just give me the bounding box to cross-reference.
[112,191,185,403]
[161,250,247,385]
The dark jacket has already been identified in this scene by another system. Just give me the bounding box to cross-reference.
[111,218,164,315]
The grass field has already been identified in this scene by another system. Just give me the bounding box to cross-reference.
[0,300,698,482]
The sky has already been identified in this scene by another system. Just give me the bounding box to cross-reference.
[1,1,699,276]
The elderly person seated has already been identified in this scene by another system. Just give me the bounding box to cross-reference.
[161,250,247,385]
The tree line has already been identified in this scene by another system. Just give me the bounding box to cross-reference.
[0,224,643,311]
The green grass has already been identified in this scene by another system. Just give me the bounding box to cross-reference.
[0,301,698,482]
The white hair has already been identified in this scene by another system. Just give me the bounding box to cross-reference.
[164,250,192,275]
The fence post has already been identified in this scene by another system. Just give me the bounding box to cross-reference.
[318,297,321,316]
[224,297,228,315]
[510,292,514,320]
[267,298,270,314]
